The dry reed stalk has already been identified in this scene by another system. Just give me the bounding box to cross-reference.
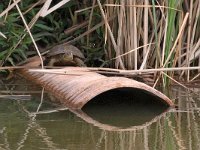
[0,31,7,39]
[105,0,114,62]
[190,73,200,82]
[190,1,200,52]
[29,66,200,78]
[186,0,194,81]
[36,87,44,112]
[0,95,31,100]
[153,74,160,88]
[0,66,29,70]
[161,72,189,90]
[177,13,184,72]
[64,20,89,35]
[133,0,138,70]
[104,4,181,11]
[3,0,12,21]
[1,0,199,83]
[163,13,189,67]
[103,0,200,83]
[67,16,116,44]
[86,0,96,45]
[143,0,149,69]
[140,35,154,70]
[3,8,42,63]
[1,0,45,64]
[23,0,46,15]
[30,107,68,115]
[116,0,125,67]
[111,43,153,61]
[40,0,71,17]
[13,0,44,68]
[97,0,125,69]
[171,13,184,78]
[127,0,133,69]
[0,0,21,17]
[122,66,200,74]
[189,38,200,62]
[28,69,86,75]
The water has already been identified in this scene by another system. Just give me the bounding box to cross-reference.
[0,78,200,150]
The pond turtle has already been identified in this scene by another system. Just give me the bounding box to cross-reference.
[46,44,86,67]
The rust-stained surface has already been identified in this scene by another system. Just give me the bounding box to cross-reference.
[18,67,173,109]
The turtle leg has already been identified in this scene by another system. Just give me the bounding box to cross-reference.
[73,57,86,67]
[48,59,56,66]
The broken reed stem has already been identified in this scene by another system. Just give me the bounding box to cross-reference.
[40,0,71,17]
[143,0,149,69]
[186,1,193,81]
[0,32,7,39]
[30,107,68,115]
[163,13,189,68]
[133,0,138,70]
[23,0,45,15]
[190,73,200,82]
[190,1,200,52]
[97,0,125,69]
[86,0,96,45]
[111,43,153,61]
[104,4,181,12]
[0,0,21,17]
[4,0,12,21]
[36,88,44,112]
[67,16,116,44]
[140,36,154,70]
[116,0,125,68]
[161,72,189,90]
[29,66,200,76]
[13,0,44,68]
[4,9,42,64]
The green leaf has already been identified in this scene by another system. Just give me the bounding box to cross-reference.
[33,32,56,39]
[34,24,54,31]
[0,51,7,59]
[15,48,27,60]
[7,57,15,66]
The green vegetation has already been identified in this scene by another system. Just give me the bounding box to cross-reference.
[0,0,199,85]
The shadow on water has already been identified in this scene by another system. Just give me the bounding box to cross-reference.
[80,88,169,128]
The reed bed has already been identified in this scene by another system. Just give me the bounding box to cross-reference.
[99,0,200,83]
[0,0,199,85]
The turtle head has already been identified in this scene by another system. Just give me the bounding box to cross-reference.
[63,51,73,61]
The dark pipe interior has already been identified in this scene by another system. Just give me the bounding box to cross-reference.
[82,88,169,127]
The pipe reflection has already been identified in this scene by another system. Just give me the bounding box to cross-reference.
[70,108,170,132]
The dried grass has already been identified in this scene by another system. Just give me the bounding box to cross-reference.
[0,0,199,84]
[98,0,200,83]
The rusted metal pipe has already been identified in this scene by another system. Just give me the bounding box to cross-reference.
[18,67,173,109]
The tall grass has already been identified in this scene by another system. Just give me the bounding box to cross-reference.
[98,0,199,83]
[0,0,199,84]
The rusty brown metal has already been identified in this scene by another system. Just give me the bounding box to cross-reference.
[18,67,174,109]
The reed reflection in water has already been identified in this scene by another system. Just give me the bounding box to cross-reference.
[0,79,200,150]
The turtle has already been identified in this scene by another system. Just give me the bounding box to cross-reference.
[46,44,86,67]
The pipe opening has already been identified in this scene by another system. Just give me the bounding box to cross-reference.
[83,87,169,108]
[82,88,169,127]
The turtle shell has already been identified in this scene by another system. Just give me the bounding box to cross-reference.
[47,44,85,59]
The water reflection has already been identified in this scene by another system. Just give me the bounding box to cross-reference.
[0,79,200,150]
[81,88,169,128]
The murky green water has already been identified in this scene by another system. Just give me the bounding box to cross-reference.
[0,78,200,150]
